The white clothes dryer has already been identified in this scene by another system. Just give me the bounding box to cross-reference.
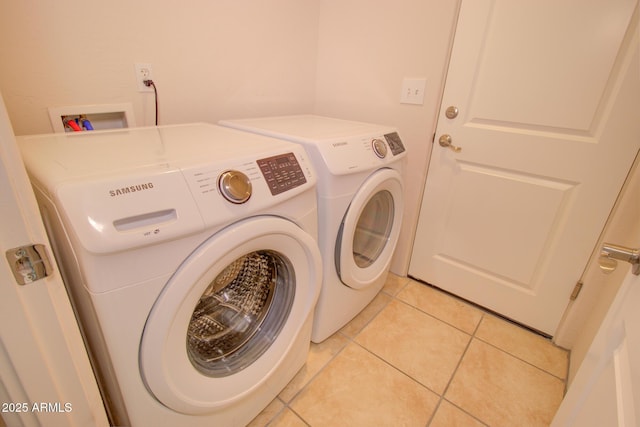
[220,115,406,343]
[18,124,322,427]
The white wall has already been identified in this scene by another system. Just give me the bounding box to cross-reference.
[0,0,319,134]
[314,0,461,273]
[4,0,631,370]
[0,0,461,275]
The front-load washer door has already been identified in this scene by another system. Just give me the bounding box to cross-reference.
[140,216,321,415]
[336,168,404,290]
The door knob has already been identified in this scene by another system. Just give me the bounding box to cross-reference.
[438,134,462,153]
[599,243,640,275]
[445,106,459,119]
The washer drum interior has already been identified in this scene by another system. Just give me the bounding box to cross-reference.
[186,250,295,377]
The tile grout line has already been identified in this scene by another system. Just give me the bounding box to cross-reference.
[264,274,566,426]
[264,278,407,426]
[408,278,569,383]
[276,331,353,425]
[353,278,488,426]
[473,335,569,383]
[303,278,439,424]
[378,277,489,425]
[295,274,566,426]
[258,276,414,425]
[425,311,489,427]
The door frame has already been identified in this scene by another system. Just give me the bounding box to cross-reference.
[0,93,108,426]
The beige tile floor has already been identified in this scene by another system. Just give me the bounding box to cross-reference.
[249,274,569,427]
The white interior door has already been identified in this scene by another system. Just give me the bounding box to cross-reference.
[0,94,108,427]
[409,0,640,335]
[551,262,640,427]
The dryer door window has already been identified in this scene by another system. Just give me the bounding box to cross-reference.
[336,168,404,290]
[353,190,394,268]
[187,250,295,377]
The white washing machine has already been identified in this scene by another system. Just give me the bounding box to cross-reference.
[18,123,322,427]
[220,115,406,343]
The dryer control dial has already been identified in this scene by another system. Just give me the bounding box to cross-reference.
[372,138,388,158]
[218,170,252,204]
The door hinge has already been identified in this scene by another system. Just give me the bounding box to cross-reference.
[569,281,583,301]
[5,244,53,286]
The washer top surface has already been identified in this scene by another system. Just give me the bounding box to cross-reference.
[19,123,317,255]
[219,115,407,176]
[18,123,305,181]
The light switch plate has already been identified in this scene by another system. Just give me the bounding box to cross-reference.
[400,78,426,105]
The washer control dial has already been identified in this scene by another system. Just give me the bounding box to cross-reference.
[218,170,252,204]
[372,138,388,158]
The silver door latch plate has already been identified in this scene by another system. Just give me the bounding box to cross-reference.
[5,244,52,285]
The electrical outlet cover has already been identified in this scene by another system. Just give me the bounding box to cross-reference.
[134,63,154,92]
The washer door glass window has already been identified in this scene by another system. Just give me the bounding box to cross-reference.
[187,250,294,377]
[352,190,394,268]
[140,217,321,415]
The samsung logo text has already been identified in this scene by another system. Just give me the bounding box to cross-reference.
[109,182,155,197]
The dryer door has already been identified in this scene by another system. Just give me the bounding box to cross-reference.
[336,168,404,289]
[139,216,321,415]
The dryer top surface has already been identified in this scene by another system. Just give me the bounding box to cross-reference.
[219,114,394,143]
[219,115,406,176]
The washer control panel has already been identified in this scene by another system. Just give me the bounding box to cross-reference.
[182,147,314,228]
[257,152,307,196]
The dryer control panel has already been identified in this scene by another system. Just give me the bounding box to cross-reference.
[384,132,406,156]
[313,131,407,176]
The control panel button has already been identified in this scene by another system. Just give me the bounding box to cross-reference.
[218,170,252,204]
[372,138,388,158]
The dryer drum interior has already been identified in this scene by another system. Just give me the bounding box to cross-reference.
[186,250,295,377]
